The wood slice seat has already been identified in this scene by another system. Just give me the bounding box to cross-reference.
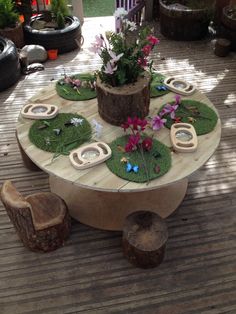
[0,180,71,252]
[122,211,168,268]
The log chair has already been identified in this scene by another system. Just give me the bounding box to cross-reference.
[122,211,168,268]
[0,180,71,252]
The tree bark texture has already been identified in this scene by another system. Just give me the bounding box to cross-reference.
[122,211,168,268]
[96,73,151,126]
[0,181,71,253]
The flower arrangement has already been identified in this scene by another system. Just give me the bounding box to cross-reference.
[89,8,159,87]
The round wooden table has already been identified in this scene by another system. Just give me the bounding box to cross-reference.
[16,84,221,230]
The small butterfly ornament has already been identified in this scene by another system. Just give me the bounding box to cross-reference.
[126,162,139,173]
[156,85,168,91]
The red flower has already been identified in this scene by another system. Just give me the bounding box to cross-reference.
[125,134,141,152]
[147,35,160,46]
[142,137,153,151]
[142,45,152,56]
[174,117,182,123]
[138,57,147,67]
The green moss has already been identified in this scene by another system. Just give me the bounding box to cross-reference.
[29,113,92,155]
[159,99,218,136]
[150,72,170,98]
[56,73,97,101]
[106,136,171,183]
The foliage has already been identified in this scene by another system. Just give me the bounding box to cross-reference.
[89,8,159,87]
[0,0,19,29]
[51,0,69,29]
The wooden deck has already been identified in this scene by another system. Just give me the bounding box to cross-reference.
[0,17,236,313]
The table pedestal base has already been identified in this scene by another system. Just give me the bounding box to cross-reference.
[49,176,188,231]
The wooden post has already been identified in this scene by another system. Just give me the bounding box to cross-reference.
[144,0,154,21]
[214,38,231,56]
[71,0,84,25]
[122,211,168,268]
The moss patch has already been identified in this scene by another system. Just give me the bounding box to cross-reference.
[150,72,170,98]
[56,73,97,101]
[29,113,92,156]
[106,136,171,183]
[159,99,218,135]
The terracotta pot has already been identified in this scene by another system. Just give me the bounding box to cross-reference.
[47,49,58,60]
[96,72,151,126]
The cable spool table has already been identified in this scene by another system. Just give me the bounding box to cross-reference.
[16,84,221,231]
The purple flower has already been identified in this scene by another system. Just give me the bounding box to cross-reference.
[163,103,179,119]
[104,61,117,74]
[109,50,124,65]
[152,115,167,131]
[89,35,104,54]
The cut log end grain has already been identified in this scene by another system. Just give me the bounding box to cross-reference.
[122,211,168,268]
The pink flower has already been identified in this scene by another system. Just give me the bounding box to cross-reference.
[123,117,147,131]
[142,45,152,56]
[142,137,153,151]
[125,134,141,152]
[104,61,117,74]
[175,94,181,105]
[147,35,160,46]
[163,103,179,119]
[152,115,167,131]
[138,57,147,67]
[109,50,124,63]
[89,35,104,54]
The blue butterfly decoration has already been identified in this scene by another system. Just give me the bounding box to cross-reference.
[156,85,168,91]
[126,162,139,173]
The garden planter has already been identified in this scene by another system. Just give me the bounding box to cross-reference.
[0,23,24,48]
[24,15,82,54]
[159,0,212,40]
[0,37,21,92]
[96,72,151,126]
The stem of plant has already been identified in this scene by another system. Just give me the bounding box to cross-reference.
[139,144,150,184]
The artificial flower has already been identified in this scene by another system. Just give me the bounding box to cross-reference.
[142,45,152,56]
[125,134,141,152]
[109,50,124,63]
[162,103,179,119]
[147,35,160,46]
[114,7,128,18]
[70,117,84,126]
[92,119,103,138]
[152,115,167,131]
[125,20,137,31]
[142,137,153,151]
[104,61,117,75]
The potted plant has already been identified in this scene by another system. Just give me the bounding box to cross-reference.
[159,0,215,40]
[90,8,159,126]
[0,0,24,48]
[24,0,82,53]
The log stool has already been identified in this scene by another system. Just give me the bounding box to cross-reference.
[122,211,168,268]
[214,38,231,57]
[0,180,71,252]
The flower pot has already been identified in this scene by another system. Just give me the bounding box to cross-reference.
[159,0,212,41]
[96,72,151,126]
[47,49,58,60]
[0,23,24,48]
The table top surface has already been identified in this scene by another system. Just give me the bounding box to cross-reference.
[16,83,221,192]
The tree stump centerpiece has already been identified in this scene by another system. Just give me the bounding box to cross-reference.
[90,8,160,126]
[96,72,151,126]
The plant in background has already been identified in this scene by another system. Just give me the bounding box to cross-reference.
[0,0,19,29]
[89,8,159,87]
[51,0,69,29]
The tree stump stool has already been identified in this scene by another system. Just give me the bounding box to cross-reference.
[122,211,168,268]
[214,38,231,57]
